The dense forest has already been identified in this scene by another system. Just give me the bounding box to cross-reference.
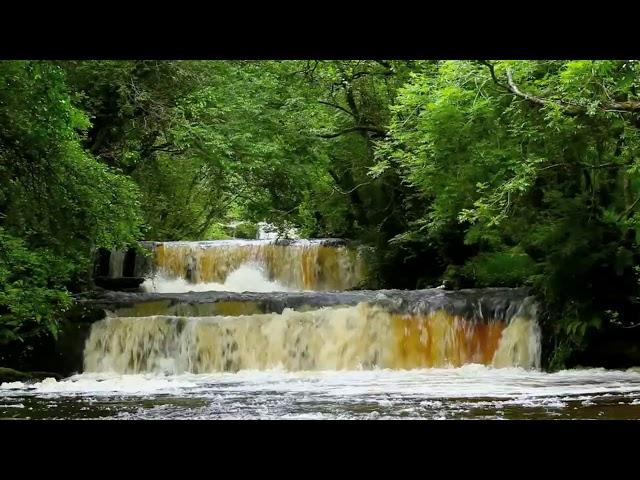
[2,60,640,369]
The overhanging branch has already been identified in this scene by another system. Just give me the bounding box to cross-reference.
[478,60,507,90]
[505,69,548,107]
[317,125,386,139]
[318,100,356,118]
[480,61,640,115]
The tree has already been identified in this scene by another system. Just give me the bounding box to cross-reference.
[379,60,640,366]
[0,61,142,342]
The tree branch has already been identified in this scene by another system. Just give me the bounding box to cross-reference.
[288,60,320,79]
[148,142,185,154]
[318,100,356,118]
[618,195,640,221]
[478,60,507,90]
[317,125,386,139]
[480,61,640,115]
[505,69,548,107]
[601,100,640,113]
[538,163,566,171]
[332,180,373,195]
[578,161,620,169]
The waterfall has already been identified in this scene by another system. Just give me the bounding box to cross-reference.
[141,240,365,292]
[82,290,541,373]
[108,248,126,279]
[84,237,543,374]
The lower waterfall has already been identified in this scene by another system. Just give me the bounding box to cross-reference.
[83,303,541,374]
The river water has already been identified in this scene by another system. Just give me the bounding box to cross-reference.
[3,239,640,420]
[3,367,640,419]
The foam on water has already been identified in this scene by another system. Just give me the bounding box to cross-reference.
[81,304,540,374]
[3,366,640,399]
[142,240,365,292]
[142,263,290,293]
[4,367,640,419]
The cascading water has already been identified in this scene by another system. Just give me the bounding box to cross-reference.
[83,304,540,374]
[140,239,366,293]
[108,248,126,279]
[4,237,584,421]
[80,287,542,374]
[143,263,291,293]
[83,239,543,375]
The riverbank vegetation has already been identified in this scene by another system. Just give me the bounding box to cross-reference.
[2,60,640,368]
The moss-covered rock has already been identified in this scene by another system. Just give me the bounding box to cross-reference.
[0,367,63,383]
[28,371,64,381]
[0,367,30,383]
[0,316,96,378]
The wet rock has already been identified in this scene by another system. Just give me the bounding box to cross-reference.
[94,276,146,291]
[0,367,29,383]
[0,367,63,383]
[76,287,535,323]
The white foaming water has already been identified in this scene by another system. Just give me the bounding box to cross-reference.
[3,367,640,401]
[257,222,299,240]
[142,263,290,293]
[81,305,541,374]
[145,239,365,291]
[4,367,640,419]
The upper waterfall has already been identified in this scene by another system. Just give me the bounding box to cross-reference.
[139,239,366,293]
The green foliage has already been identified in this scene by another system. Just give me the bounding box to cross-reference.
[0,61,143,343]
[203,224,233,240]
[0,61,142,256]
[202,222,258,240]
[3,59,640,368]
[380,60,640,367]
[447,248,538,288]
[230,223,259,240]
[0,229,73,344]
[55,60,425,248]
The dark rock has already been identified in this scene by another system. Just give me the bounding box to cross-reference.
[568,326,640,369]
[0,367,30,383]
[94,276,146,291]
[0,367,62,383]
[76,287,535,323]
[0,320,94,378]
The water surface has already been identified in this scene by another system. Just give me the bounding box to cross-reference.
[2,366,640,419]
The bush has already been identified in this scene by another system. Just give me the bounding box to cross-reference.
[203,222,259,240]
[446,248,538,288]
[231,222,259,239]
[0,229,74,344]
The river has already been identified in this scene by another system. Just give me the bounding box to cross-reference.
[3,367,640,419]
[2,238,639,420]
